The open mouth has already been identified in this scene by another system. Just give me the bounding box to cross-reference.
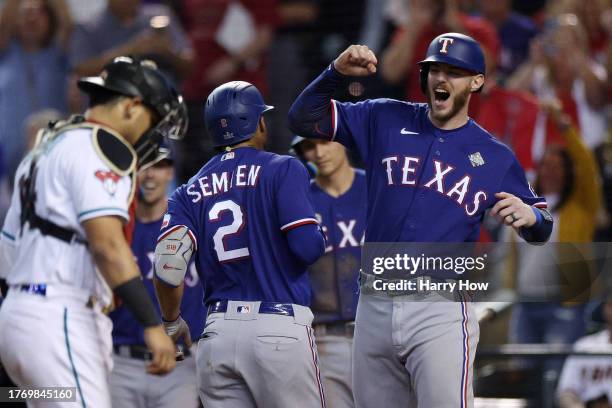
[142,181,158,192]
[433,88,450,102]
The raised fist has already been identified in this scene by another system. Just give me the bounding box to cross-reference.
[333,45,378,77]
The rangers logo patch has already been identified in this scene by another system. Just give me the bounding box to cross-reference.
[237,305,251,314]
[94,170,121,195]
[468,152,485,167]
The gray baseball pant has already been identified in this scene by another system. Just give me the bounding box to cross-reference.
[352,292,479,408]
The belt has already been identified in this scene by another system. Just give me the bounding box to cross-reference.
[113,344,192,361]
[313,321,355,337]
[14,283,112,314]
[208,300,295,316]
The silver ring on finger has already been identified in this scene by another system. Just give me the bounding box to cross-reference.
[511,213,519,222]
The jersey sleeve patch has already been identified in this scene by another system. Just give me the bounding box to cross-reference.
[158,224,198,252]
[92,127,137,176]
[280,218,319,232]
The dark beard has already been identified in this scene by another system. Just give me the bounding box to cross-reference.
[427,86,471,122]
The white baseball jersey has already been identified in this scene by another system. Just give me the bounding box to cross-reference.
[557,329,612,402]
[0,124,136,306]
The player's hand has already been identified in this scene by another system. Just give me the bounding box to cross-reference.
[143,325,176,375]
[333,45,378,76]
[162,315,193,348]
[491,192,537,229]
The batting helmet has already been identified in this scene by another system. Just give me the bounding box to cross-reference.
[418,32,485,94]
[78,56,188,167]
[205,81,274,147]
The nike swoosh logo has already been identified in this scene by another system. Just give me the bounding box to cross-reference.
[400,128,419,135]
[163,264,180,271]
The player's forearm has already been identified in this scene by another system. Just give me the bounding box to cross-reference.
[519,207,553,245]
[83,217,141,287]
[154,277,184,321]
[288,63,344,139]
[90,235,142,287]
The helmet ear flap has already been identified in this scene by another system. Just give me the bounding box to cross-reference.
[419,65,429,95]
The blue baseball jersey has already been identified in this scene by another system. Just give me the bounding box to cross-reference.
[111,217,205,345]
[160,147,319,306]
[308,169,367,323]
[329,100,546,242]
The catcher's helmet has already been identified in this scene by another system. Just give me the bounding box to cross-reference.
[205,81,274,147]
[78,56,188,167]
[418,32,485,94]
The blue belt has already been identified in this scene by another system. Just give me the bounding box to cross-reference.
[17,284,47,296]
[13,283,109,313]
[208,300,294,317]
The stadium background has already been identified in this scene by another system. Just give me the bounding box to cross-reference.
[0,0,610,406]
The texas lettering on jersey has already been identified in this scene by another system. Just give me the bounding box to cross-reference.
[317,215,365,253]
[380,156,487,216]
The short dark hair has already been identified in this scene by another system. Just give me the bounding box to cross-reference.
[86,88,126,109]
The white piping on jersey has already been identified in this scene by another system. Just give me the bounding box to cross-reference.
[280,218,318,232]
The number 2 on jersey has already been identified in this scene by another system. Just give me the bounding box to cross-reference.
[208,200,250,262]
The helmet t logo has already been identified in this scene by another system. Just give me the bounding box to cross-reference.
[438,38,454,54]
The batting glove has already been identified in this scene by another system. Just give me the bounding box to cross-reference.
[162,315,192,348]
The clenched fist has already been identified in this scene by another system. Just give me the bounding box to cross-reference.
[333,45,378,76]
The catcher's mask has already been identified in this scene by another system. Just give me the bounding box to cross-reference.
[78,56,188,168]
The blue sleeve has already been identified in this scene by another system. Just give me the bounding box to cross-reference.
[158,187,198,250]
[288,64,343,141]
[275,158,320,232]
[286,224,326,265]
[499,156,547,209]
[499,156,552,244]
[287,64,375,162]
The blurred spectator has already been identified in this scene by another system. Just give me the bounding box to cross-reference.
[478,0,539,78]
[468,31,562,180]
[507,14,608,150]
[173,0,277,182]
[65,0,105,23]
[507,102,601,357]
[594,130,612,241]
[572,0,610,64]
[267,0,318,154]
[24,108,62,151]
[0,0,71,187]
[557,296,612,408]
[380,0,498,102]
[69,0,194,86]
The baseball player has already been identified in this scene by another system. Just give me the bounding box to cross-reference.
[0,56,187,407]
[153,81,327,408]
[288,33,553,407]
[291,136,367,408]
[557,296,612,408]
[109,150,203,408]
